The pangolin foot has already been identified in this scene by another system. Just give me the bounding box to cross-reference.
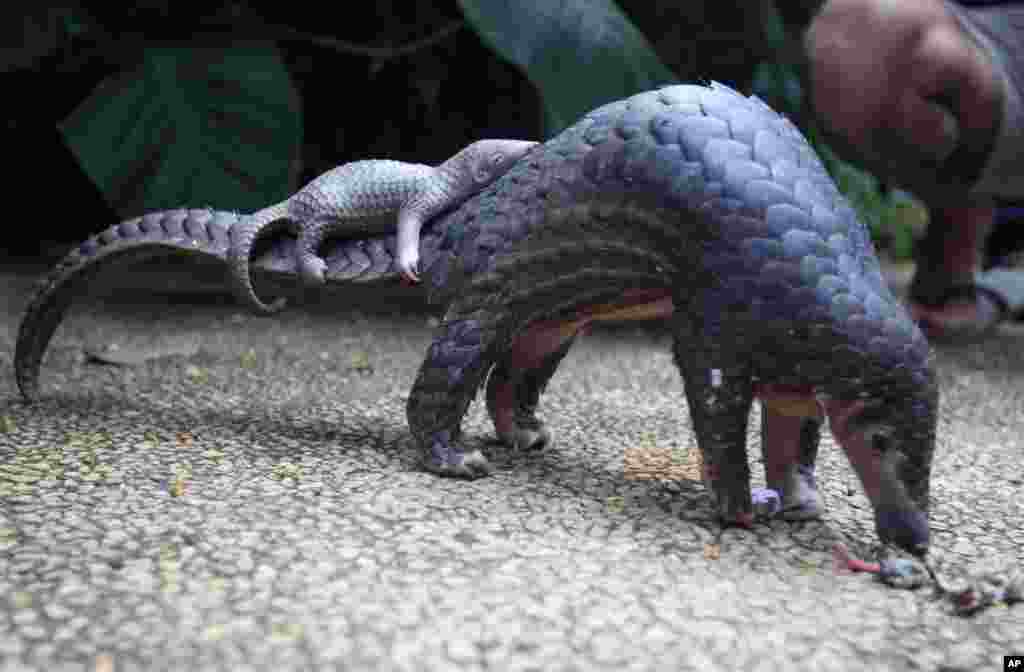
[771,463,825,521]
[495,412,551,451]
[398,254,420,284]
[423,433,493,479]
[298,256,328,285]
[702,465,754,528]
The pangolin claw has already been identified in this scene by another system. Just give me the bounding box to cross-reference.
[423,448,493,479]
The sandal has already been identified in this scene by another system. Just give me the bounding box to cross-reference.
[909,268,1024,342]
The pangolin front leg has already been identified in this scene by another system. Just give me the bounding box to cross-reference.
[677,360,756,528]
[672,305,756,528]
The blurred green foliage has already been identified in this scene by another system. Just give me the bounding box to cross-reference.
[456,0,677,135]
[61,43,301,216]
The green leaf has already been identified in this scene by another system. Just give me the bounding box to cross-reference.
[457,0,677,135]
[760,0,789,52]
[60,42,301,216]
[751,61,803,116]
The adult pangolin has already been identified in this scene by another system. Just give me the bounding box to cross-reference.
[15,82,937,554]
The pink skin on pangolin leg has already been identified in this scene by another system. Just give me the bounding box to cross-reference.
[756,386,825,519]
[761,408,803,486]
[761,385,823,516]
[756,386,818,484]
[489,320,582,440]
[823,399,882,503]
[488,377,517,442]
[490,290,674,439]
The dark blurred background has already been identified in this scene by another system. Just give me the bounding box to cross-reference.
[1,0,827,256]
[7,0,1020,265]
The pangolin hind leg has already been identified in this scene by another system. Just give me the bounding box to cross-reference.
[485,323,579,451]
[228,212,296,315]
[406,316,501,478]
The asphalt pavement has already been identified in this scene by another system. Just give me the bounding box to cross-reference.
[1,255,1022,671]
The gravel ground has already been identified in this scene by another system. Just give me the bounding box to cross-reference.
[1,258,1022,671]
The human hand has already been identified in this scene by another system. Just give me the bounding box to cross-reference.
[805,0,1002,202]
